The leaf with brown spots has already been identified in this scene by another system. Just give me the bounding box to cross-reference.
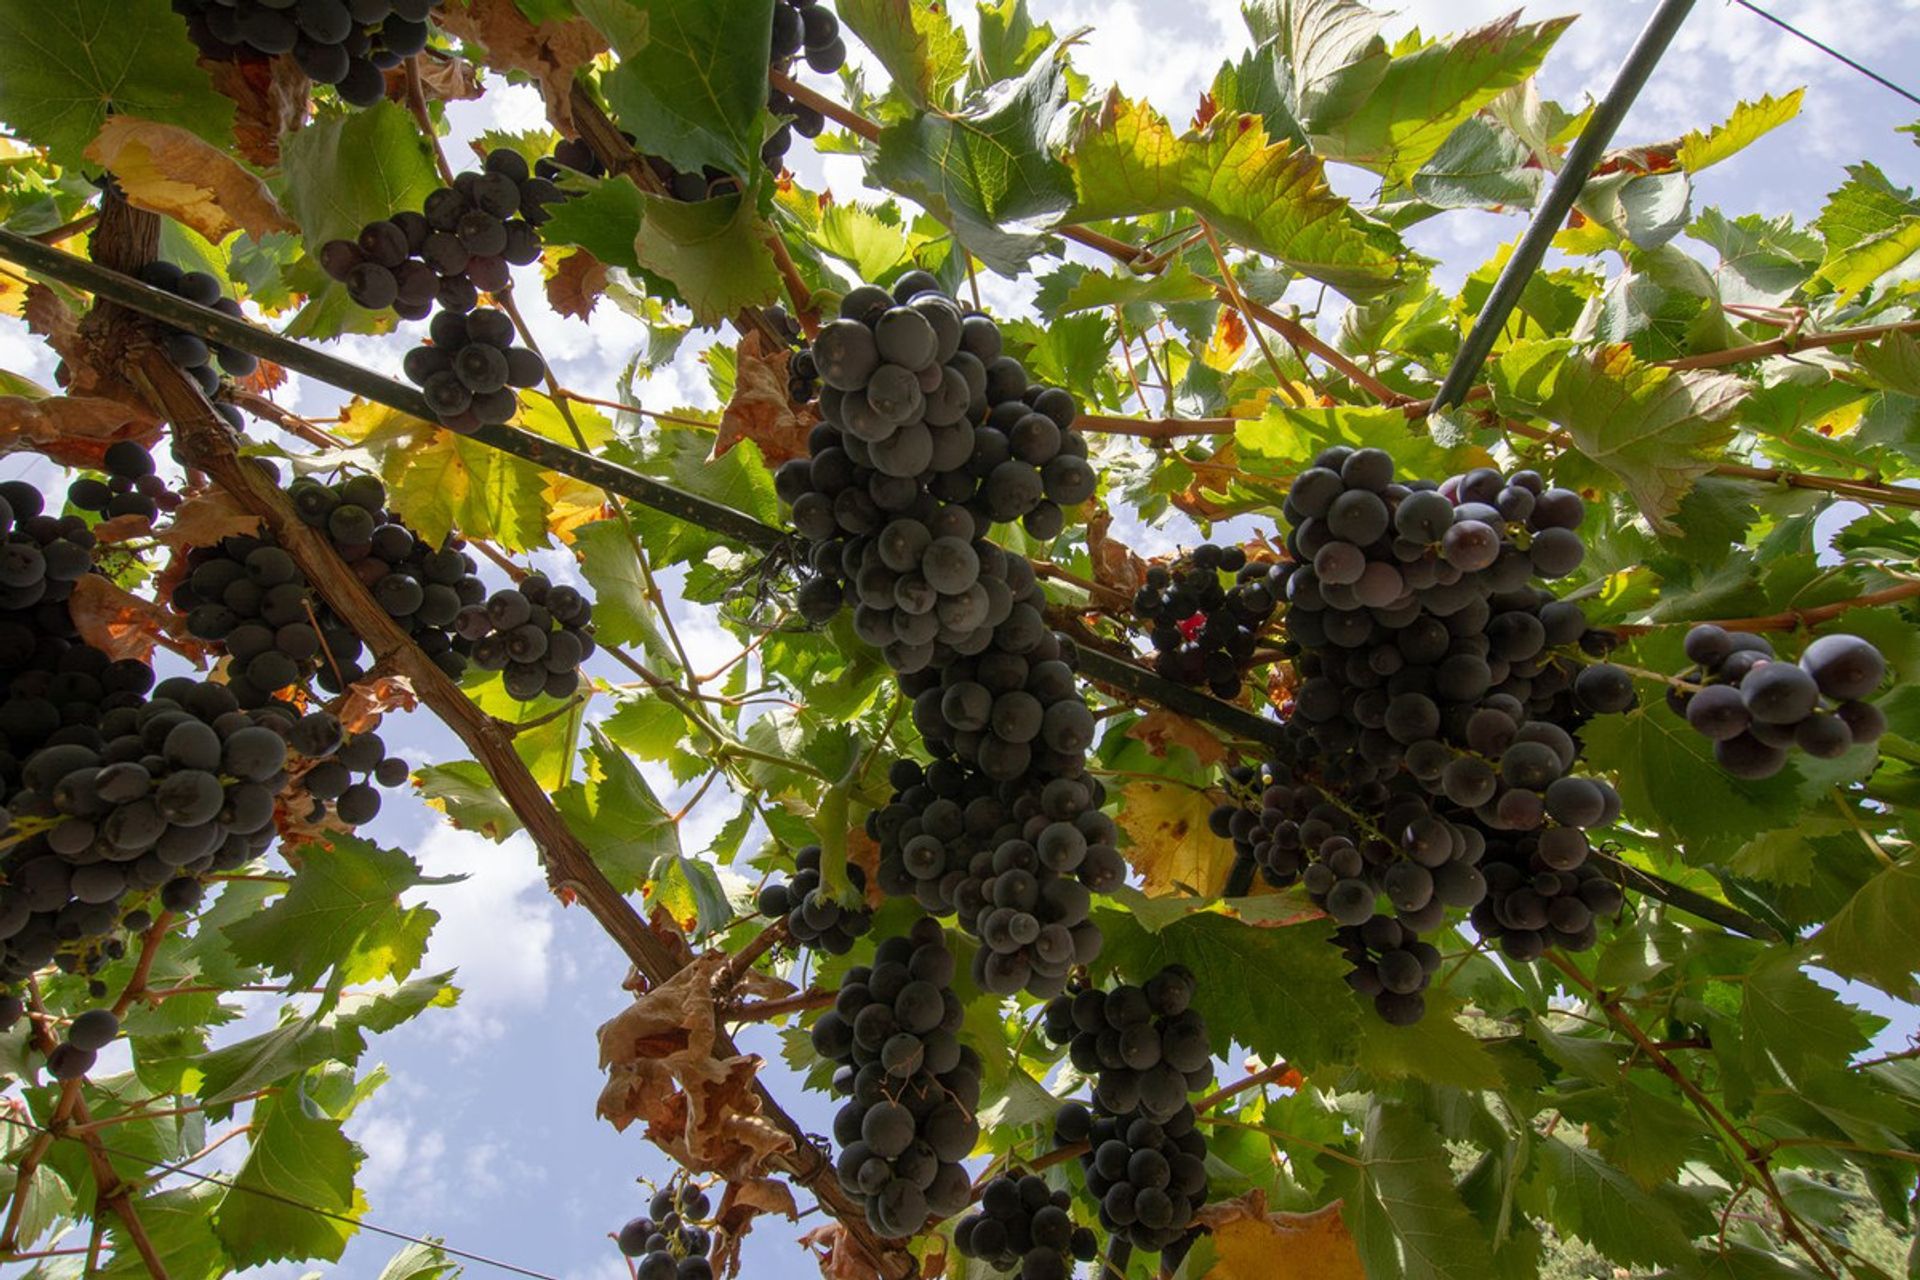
[1115,778,1236,898]
[545,246,608,321]
[1087,508,1146,595]
[714,330,817,467]
[68,574,213,666]
[434,0,608,131]
[0,394,162,468]
[85,117,297,243]
[160,489,262,552]
[1126,709,1228,767]
[1192,1195,1363,1280]
[202,55,311,168]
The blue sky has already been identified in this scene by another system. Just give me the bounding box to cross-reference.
[3,2,1920,1278]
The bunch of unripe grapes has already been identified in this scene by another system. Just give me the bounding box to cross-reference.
[324,149,555,319]
[454,571,596,702]
[1043,967,1212,1121]
[955,1172,1100,1279]
[871,761,1119,997]
[755,842,873,955]
[174,472,489,702]
[814,917,981,1238]
[616,1183,714,1280]
[1132,544,1276,699]
[763,0,843,166]
[1055,1090,1210,1257]
[173,0,442,107]
[1659,626,1887,779]
[134,261,257,431]
[67,441,181,525]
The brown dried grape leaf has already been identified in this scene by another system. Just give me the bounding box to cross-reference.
[545,246,608,320]
[799,1222,884,1280]
[711,1178,798,1278]
[238,360,287,394]
[1115,779,1236,898]
[85,117,297,243]
[714,329,816,466]
[161,488,263,551]
[335,673,417,734]
[202,55,311,168]
[597,950,794,1179]
[1192,1195,1362,1280]
[382,53,482,104]
[68,573,214,666]
[434,0,608,131]
[0,394,162,468]
[24,284,82,365]
[91,513,156,545]
[1126,709,1228,767]
[1087,508,1146,595]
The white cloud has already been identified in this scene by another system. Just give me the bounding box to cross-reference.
[405,826,558,1043]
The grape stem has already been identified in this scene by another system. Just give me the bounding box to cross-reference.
[1195,1060,1296,1112]
[402,56,460,189]
[725,987,834,1023]
[1614,579,1920,636]
[1199,220,1307,408]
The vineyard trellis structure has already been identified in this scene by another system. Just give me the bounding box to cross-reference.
[3,4,1920,1280]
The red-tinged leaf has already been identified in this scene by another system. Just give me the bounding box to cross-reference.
[68,573,214,666]
[201,54,311,168]
[381,52,482,104]
[434,0,608,131]
[545,246,608,321]
[1126,709,1229,766]
[334,673,418,735]
[0,394,162,467]
[1193,1195,1365,1280]
[715,330,818,467]
[1088,508,1146,595]
[237,360,287,394]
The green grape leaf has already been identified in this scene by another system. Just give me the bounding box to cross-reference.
[588,0,775,178]
[377,1242,461,1280]
[101,1185,230,1280]
[0,0,233,169]
[541,173,646,271]
[0,1160,73,1251]
[223,835,450,991]
[1067,93,1402,296]
[1407,115,1543,212]
[573,518,685,675]
[1332,1100,1496,1280]
[1677,90,1805,173]
[415,761,524,842]
[1517,1139,1714,1267]
[837,0,970,110]
[464,676,584,792]
[280,103,443,338]
[335,400,555,553]
[1810,854,1920,1000]
[871,50,1076,274]
[1591,1081,1714,1191]
[211,1091,362,1265]
[1092,908,1361,1070]
[633,186,782,325]
[1237,404,1487,483]
[1687,208,1822,308]
[556,724,682,893]
[1740,949,1878,1087]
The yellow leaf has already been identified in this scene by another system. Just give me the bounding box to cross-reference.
[85,116,295,243]
[544,470,607,543]
[1196,1196,1363,1280]
[1677,89,1805,173]
[1203,307,1248,371]
[1115,780,1235,898]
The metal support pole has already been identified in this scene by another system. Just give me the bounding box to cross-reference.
[1429,0,1697,411]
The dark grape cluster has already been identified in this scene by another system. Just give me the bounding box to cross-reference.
[755,842,873,955]
[172,472,495,702]
[616,1183,713,1280]
[403,307,547,432]
[871,760,1117,997]
[1042,967,1212,1121]
[67,441,181,525]
[454,570,596,702]
[1055,1095,1210,1258]
[1132,544,1275,699]
[48,1007,120,1081]
[763,0,843,168]
[815,917,981,1238]
[173,0,443,108]
[955,1173,1100,1279]
[1206,449,1635,1021]
[323,149,557,320]
[134,261,256,431]
[1651,626,1888,780]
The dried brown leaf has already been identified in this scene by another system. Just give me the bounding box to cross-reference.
[161,489,263,552]
[24,285,82,364]
[798,1222,884,1280]
[712,1178,798,1278]
[715,329,816,467]
[0,395,162,468]
[238,360,287,394]
[385,53,483,103]
[434,0,607,131]
[85,117,296,243]
[544,247,607,321]
[202,55,311,168]
[1087,508,1147,595]
[334,673,417,734]
[91,513,156,545]
[68,574,213,666]
[1125,709,1228,766]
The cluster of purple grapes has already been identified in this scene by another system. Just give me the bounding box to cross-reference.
[1661,626,1886,779]
[1210,449,1635,1022]
[134,261,257,432]
[1131,544,1275,699]
[615,1183,714,1280]
[173,0,442,108]
[955,1173,1100,1278]
[763,0,843,169]
[67,441,181,525]
[755,842,873,955]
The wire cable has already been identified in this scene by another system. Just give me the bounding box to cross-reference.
[1729,0,1920,108]
[0,1112,562,1280]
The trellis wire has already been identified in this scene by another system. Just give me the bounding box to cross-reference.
[1730,0,1920,108]
[1430,0,1698,410]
